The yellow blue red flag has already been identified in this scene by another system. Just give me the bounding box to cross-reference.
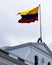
[17,6,39,23]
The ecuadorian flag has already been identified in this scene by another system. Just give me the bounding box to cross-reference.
[17,6,39,23]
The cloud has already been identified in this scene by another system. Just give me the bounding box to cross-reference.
[0,0,52,51]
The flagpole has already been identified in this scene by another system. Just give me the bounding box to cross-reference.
[39,4,42,42]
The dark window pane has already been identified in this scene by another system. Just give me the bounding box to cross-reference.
[34,55,38,65]
[48,62,51,65]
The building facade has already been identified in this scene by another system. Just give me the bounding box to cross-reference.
[0,49,27,65]
[4,42,52,65]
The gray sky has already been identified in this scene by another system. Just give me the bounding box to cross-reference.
[0,0,52,50]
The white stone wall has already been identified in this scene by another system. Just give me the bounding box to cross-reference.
[9,46,52,65]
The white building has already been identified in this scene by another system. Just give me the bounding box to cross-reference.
[4,42,52,65]
[0,49,27,65]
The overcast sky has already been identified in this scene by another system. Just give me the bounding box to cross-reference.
[0,0,52,50]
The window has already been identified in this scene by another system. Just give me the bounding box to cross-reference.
[48,62,51,65]
[34,55,38,65]
[41,58,45,63]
